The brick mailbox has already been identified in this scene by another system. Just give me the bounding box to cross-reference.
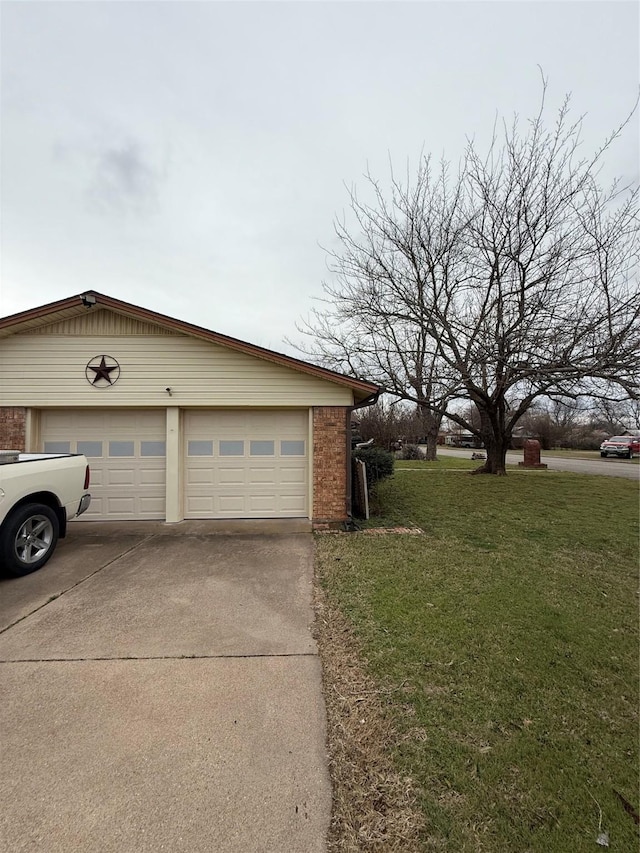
[518,439,548,469]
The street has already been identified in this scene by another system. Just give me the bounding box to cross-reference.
[435,447,640,480]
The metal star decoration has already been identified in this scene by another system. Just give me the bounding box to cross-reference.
[86,355,120,386]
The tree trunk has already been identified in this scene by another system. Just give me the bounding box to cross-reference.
[472,431,509,475]
[417,407,441,461]
[469,402,509,474]
[423,432,438,461]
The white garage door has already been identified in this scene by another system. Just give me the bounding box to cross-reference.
[184,410,308,518]
[40,410,166,520]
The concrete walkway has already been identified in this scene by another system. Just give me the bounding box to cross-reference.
[0,521,331,852]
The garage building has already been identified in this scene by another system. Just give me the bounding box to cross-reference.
[0,292,379,528]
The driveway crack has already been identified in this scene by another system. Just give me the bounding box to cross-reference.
[0,534,158,637]
[0,652,319,663]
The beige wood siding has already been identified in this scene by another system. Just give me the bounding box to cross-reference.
[23,313,180,336]
[0,330,354,408]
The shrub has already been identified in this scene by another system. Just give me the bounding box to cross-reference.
[400,443,422,460]
[353,446,395,488]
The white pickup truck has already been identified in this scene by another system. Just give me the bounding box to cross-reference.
[0,451,91,577]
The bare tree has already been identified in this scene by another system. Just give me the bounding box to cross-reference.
[298,82,639,473]
[354,399,404,450]
[357,399,436,450]
[588,395,640,434]
[295,157,464,460]
[517,398,585,449]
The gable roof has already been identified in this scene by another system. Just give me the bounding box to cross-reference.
[0,290,380,404]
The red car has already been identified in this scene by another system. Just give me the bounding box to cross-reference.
[599,435,640,459]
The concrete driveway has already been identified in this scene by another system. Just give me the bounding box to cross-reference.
[0,520,331,852]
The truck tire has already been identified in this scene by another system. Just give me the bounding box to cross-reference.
[0,504,60,577]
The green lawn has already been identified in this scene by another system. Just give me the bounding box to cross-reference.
[316,461,639,851]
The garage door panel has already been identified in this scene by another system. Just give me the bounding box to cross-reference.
[281,495,307,512]
[89,469,105,487]
[76,412,105,429]
[186,496,215,514]
[184,410,308,519]
[221,413,250,430]
[187,469,215,485]
[107,469,136,486]
[42,411,68,430]
[107,497,136,515]
[219,496,246,513]
[40,409,166,521]
[140,497,166,514]
[140,468,166,486]
[85,496,104,517]
[219,467,246,485]
[249,495,277,512]
[280,467,305,484]
[249,467,276,484]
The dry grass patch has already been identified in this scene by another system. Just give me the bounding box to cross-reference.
[314,567,428,851]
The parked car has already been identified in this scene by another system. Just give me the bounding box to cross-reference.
[599,436,640,459]
[0,451,91,576]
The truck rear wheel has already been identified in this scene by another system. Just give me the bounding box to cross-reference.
[1,504,59,576]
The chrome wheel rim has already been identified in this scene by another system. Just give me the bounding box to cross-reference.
[15,515,54,564]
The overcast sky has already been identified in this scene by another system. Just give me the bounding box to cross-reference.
[1,1,638,354]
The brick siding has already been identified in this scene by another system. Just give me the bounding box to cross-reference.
[0,407,27,451]
[312,406,350,528]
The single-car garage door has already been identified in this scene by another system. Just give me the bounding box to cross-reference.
[40,410,166,520]
[184,410,308,518]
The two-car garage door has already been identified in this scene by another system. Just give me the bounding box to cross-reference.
[40,409,308,521]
